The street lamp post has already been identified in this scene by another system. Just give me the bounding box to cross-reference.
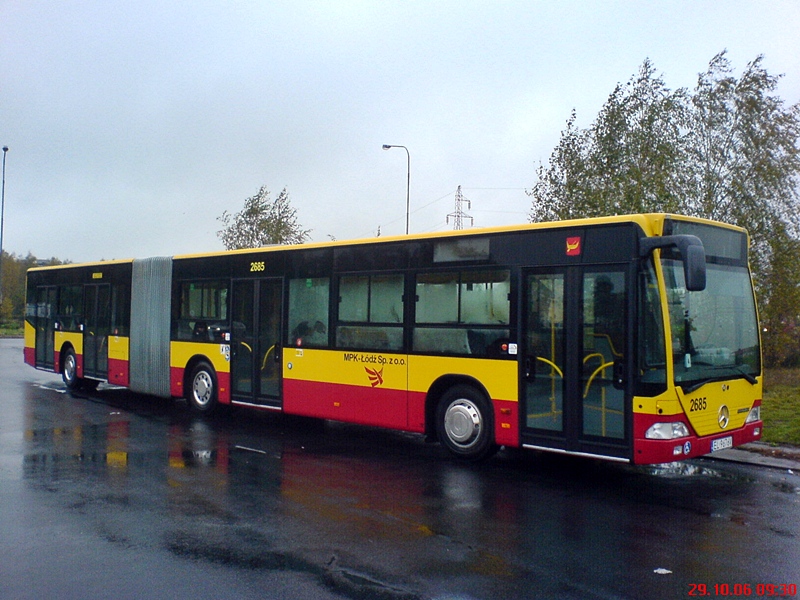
[0,146,8,304]
[381,144,410,235]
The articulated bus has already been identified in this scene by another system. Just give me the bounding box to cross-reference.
[24,214,763,463]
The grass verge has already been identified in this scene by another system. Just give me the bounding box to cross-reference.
[0,325,23,338]
[762,369,800,446]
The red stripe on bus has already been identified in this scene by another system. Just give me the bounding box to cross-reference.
[284,378,419,432]
[107,358,129,386]
[492,399,519,447]
[284,379,518,445]
[24,346,35,367]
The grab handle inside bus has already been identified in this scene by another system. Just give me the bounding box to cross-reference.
[639,234,706,292]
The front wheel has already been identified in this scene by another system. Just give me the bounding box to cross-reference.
[436,385,498,461]
[186,362,218,413]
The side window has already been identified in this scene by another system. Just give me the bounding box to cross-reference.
[288,278,330,347]
[111,284,131,337]
[636,259,667,396]
[175,280,229,341]
[416,272,459,323]
[57,285,83,332]
[336,274,404,351]
[460,270,512,325]
[414,269,510,356]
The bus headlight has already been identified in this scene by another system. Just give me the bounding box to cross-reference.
[745,405,760,424]
[645,422,690,440]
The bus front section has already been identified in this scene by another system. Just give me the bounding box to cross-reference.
[634,218,763,464]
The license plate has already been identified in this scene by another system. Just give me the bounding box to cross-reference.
[711,436,733,452]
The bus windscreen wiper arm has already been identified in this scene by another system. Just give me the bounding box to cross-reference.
[682,367,757,394]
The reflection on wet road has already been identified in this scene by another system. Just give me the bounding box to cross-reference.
[1,339,798,599]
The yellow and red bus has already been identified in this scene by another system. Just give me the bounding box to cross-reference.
[24,214,763,463]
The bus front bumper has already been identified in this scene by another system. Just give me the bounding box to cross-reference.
[633,420,763,465]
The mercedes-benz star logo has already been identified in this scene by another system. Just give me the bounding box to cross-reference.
[718,405,730,429]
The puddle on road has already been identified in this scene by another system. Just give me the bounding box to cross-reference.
[639,461,738,480]
[771,480,800,495]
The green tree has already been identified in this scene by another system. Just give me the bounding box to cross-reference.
[529,59,689,221]
[685,52,800,281]
[0,252,64,326]
[759,224,800,367]
[217,186,310,250]
[1,251,28,323]
[529,52,800,366]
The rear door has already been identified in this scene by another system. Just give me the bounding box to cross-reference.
[35,286,57,369]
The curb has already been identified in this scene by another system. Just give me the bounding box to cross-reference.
[706,442,800,471]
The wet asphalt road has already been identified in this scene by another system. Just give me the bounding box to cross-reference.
[1,339,799,600]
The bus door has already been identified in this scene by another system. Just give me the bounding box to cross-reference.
[83,284,111,379]
[35,286,57,369]
[230,278,283,407]
[521,266,628,458]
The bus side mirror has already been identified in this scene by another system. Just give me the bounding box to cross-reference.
[683,243,706,292]
[639,234,706,292]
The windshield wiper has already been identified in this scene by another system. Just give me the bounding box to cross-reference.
[680,366,757,394]
[682,378,715,394]
[733,366,758,385]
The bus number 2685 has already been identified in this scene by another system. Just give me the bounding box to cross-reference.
[689,397,707,412]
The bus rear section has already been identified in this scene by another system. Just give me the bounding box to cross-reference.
[25,260,133,390]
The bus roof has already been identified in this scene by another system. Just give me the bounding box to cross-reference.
[27,213,747,272]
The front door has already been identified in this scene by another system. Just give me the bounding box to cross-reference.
[230,278,283,407]
[83,284,111,379]
[521,267,628,458]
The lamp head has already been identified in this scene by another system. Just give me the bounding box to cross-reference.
[382,145,391,150]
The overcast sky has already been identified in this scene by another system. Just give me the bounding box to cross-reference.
[2,1,799,263]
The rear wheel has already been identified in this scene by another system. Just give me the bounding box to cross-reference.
[436,385,498,461]
[186,362,218,413]
[62,348,80,390]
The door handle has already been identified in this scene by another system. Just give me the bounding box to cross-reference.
[524,356,535,381]
[613,359,625,389]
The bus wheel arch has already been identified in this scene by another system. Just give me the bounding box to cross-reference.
[184,357,218,414]
[427,376,498,461]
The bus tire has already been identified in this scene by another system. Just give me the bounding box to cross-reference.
[187,362,218,414]
[62,348,81,390]
[436,385,498,461]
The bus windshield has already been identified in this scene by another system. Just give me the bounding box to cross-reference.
[664,259,761,392]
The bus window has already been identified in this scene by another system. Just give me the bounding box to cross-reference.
[288,278,330,347]
[582,270,626,439]
[414,270,510,356]
[57,285,83,332]
[636,259,667,396]
[111,284,131,337]
[336,274,403,351]
[175,280,229,341]
[664,257,760,389]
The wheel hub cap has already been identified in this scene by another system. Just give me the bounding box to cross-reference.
[444,401,481,445]
[194,374,211,405]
